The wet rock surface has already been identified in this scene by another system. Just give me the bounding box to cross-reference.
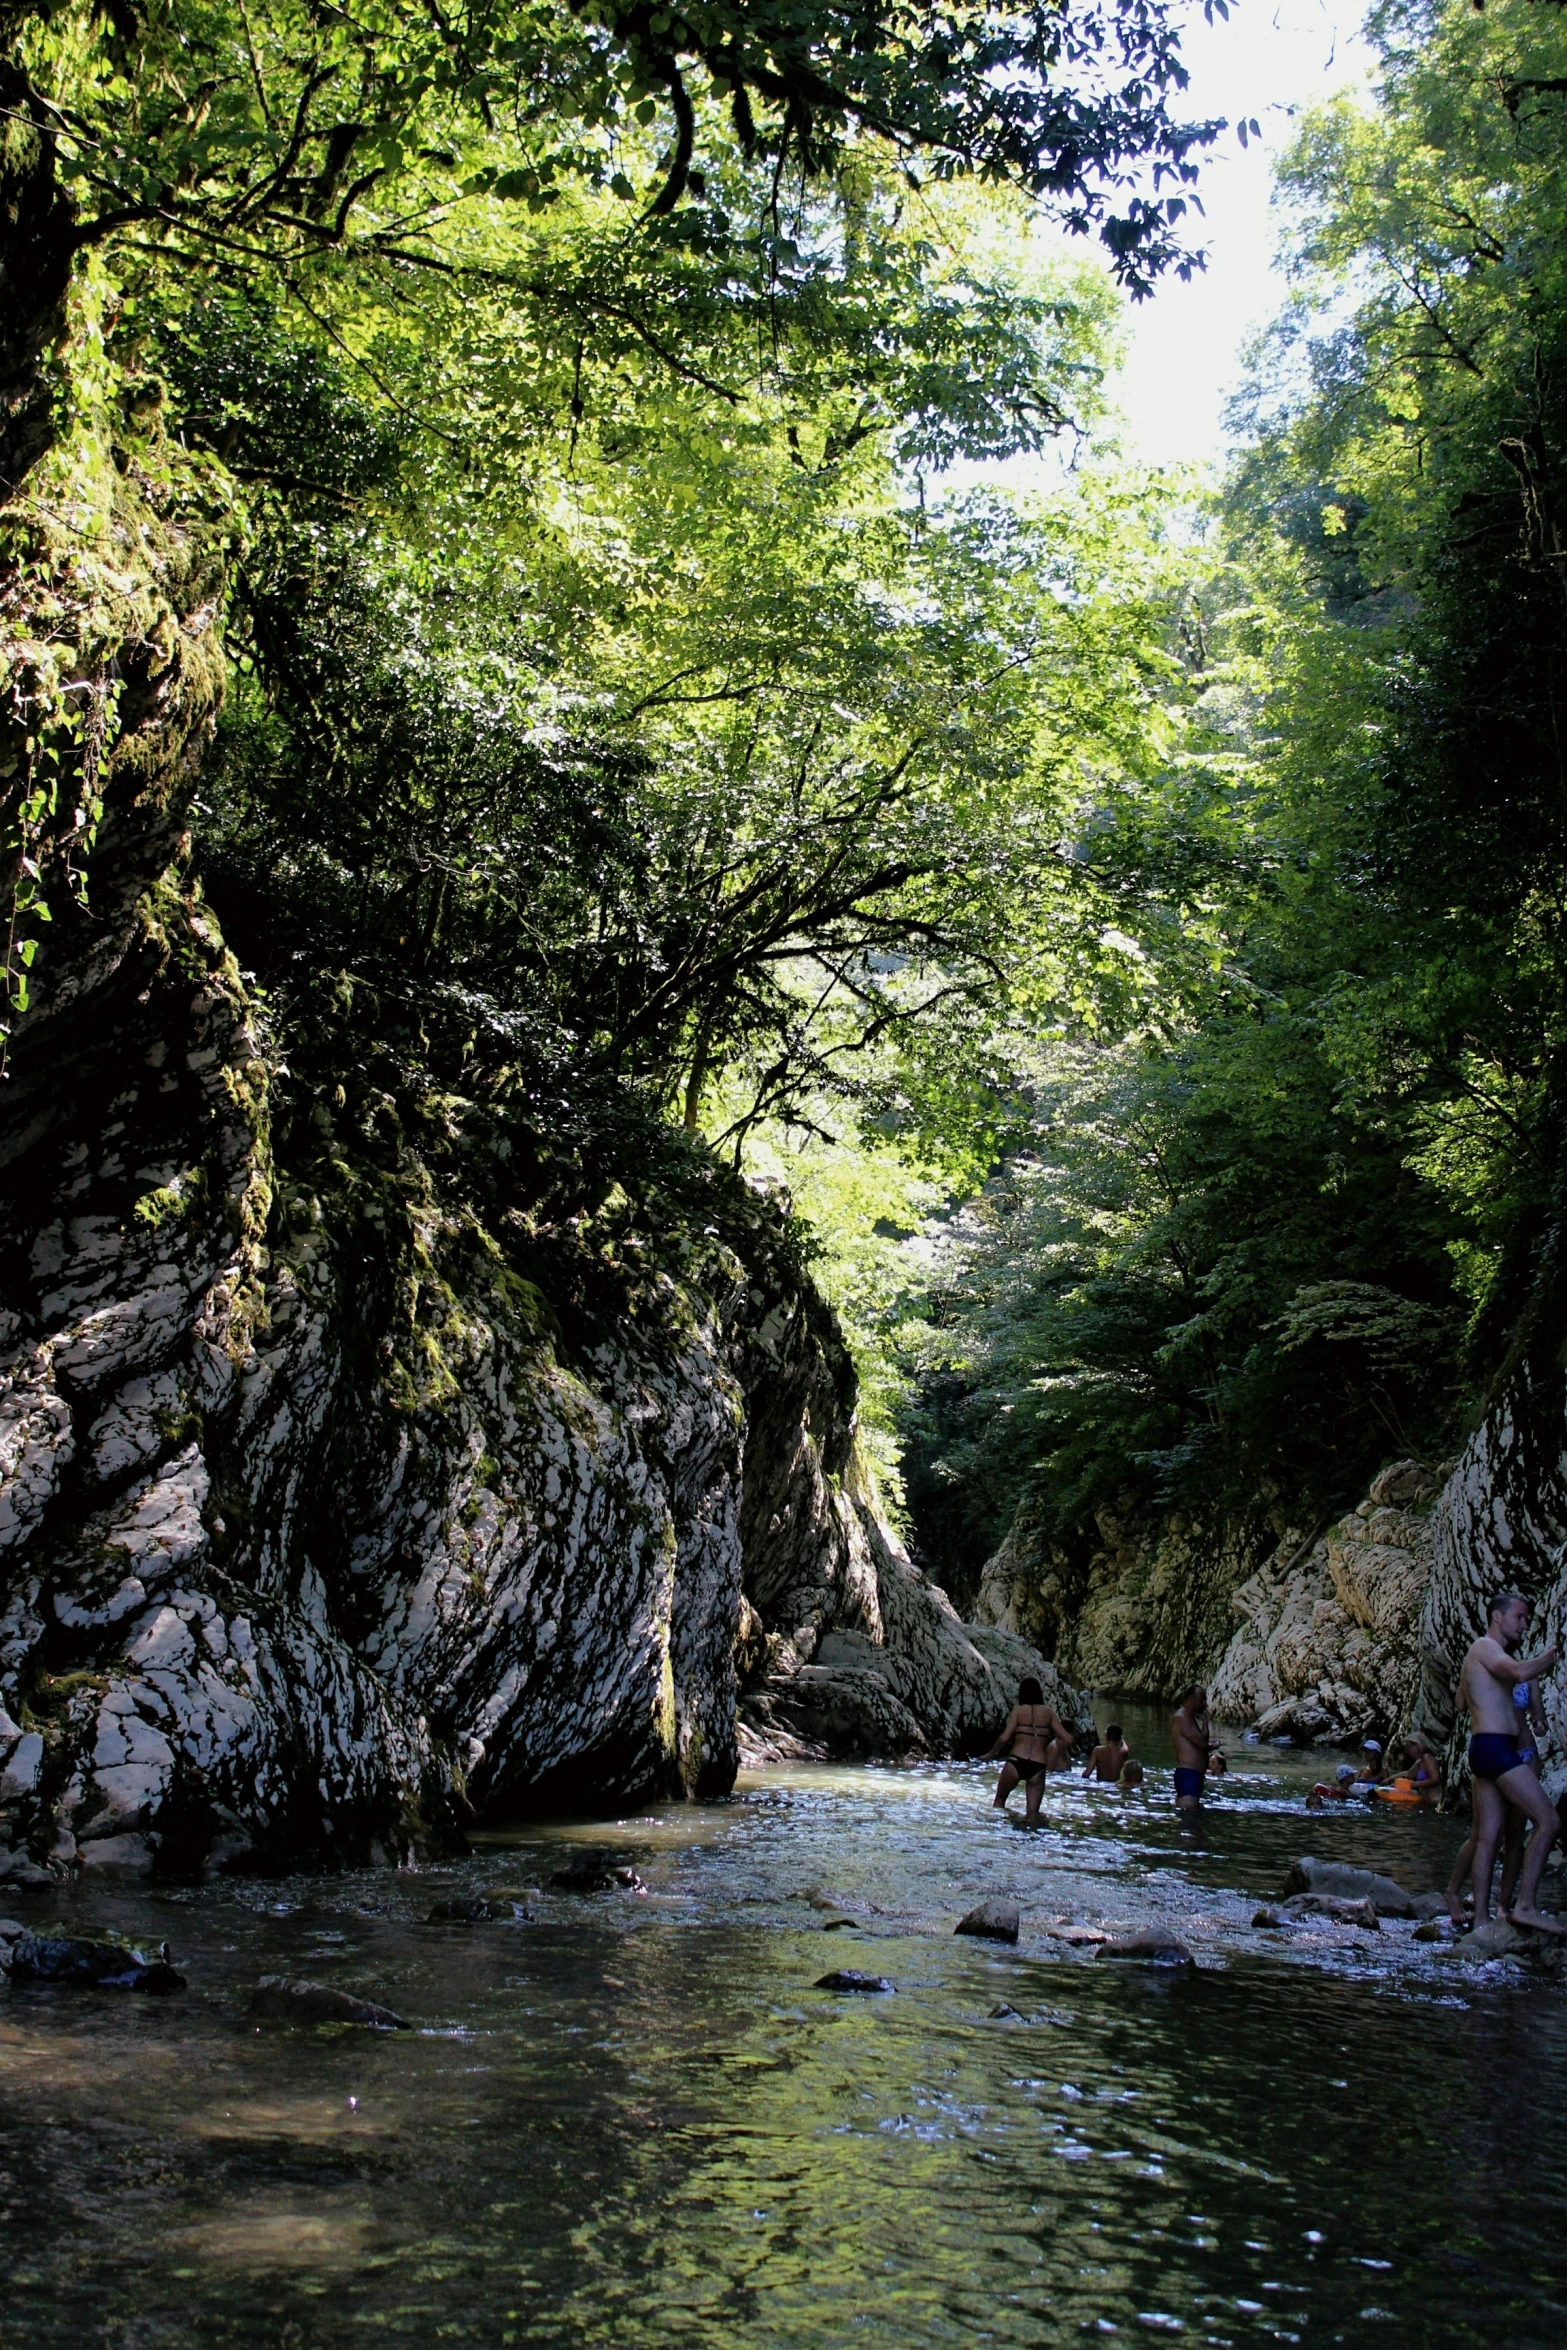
[250,1975,407,2028]
[9,1929,185,1990]
[955,1899,1020,1943]
[1095,1928,1195,1966]
[815,1968,895,1993]
[1282,1858,1416,1917]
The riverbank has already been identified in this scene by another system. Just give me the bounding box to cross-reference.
[3,1732,1565,2347]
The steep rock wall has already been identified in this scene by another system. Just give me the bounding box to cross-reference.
[1209,1461,1442,1744]
[973,1497,1274,1704]
[0,313,1075,1886]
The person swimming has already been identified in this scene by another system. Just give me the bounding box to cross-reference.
[1118,1754,1145,1789]
[984,1677,1073,1829]
[1083,1724,1129,1783]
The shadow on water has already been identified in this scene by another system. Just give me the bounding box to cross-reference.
[1,1722,1564,2348]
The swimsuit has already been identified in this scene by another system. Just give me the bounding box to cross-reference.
[1514,1681,1538,1768]
[1173,1766,1204,1799]
[1469,1732,1526,1781]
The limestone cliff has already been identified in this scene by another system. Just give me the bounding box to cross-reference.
[0,290,1074,1888]
[973,1496,1273,1705]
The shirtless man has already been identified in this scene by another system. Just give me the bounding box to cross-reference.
[1083,1724,1129,1783]
[984,1677,1073,1829]
[1457,1592,1561,1933]
[1171,1686,1210,1812]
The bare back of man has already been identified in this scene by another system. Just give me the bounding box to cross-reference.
[1083,1728,1128,1784]
[1459,1594,1561,1934]
[1171,1688,1210,1812]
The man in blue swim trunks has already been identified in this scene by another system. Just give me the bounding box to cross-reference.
[1171,1686,1210,1812]
[1459,1592,1562,1934]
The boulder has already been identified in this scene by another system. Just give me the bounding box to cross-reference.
[955,1899,1020,1944]
[427,1896,508,1922]
[814,1969,894,1993]
[989,2001,1022,2019]
[10,1931,185,1991]
[251,1975,406,2028]
[1410,1891,1452,1920]
[1282,1858,1416,1917]
[1095,1929,1195,1967]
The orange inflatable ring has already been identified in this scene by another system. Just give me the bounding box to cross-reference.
[1373,1775,1426,1804]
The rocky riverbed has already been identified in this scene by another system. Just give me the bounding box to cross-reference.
[2,1722,1565,2349]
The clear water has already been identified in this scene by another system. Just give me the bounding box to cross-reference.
[3,1704,1564,2348]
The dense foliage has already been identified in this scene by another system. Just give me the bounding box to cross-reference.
[3,0,1213,1090]
[897,0,1567,1592]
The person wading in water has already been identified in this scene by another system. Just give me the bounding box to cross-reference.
[1171,1686,1211,1813]
[1457,1592,1562,1935]
[984,1677,1073,1829]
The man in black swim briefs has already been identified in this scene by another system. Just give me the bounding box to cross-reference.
[1457,1592,1561,1934]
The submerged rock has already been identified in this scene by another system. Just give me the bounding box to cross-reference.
[955,1899,1020,1944]
[1454,1920,1525,1961]
[427,1896,510,1923]
[251,1976,407,2028]
[1282,1859,1416,1917]
[1095,1930,1194,1967]
[550,1863,645,1894]
[814,1968,894,1993]
[10,1931,185,1991]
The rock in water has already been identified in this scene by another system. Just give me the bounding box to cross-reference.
[550,1863,645,1894]
[1279,1894,1380,1932]
[1455,1920,1524,1961]
[955,1899,1020,1944]
[1281,1859,1416,1917]
[251,1976,407,2028]
[10,1932,185,1991]
[989,2001,1022,2019]
[814,1969,895,1993]
[1095,1930,1195,1967]
[427,1896,507,1922]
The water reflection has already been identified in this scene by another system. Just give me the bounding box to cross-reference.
[1,1722,1565,2347]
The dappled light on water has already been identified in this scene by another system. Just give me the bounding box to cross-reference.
[2,1725,1565,2346]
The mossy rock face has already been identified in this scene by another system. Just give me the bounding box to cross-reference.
[0,275,1081,1886]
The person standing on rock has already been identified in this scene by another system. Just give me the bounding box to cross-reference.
[1171,1687,1210,1812]
[1457,1593,1562,1935]
[985,1678,1073,1828]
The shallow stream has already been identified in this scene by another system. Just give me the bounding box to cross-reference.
[3,1706,1565,2348]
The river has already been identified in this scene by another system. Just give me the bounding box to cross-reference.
[2,1702,1564,2348]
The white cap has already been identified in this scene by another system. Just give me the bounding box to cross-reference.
[1363,1739,1382,1752]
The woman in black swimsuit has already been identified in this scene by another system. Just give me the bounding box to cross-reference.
[983,1677,1073,1828]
